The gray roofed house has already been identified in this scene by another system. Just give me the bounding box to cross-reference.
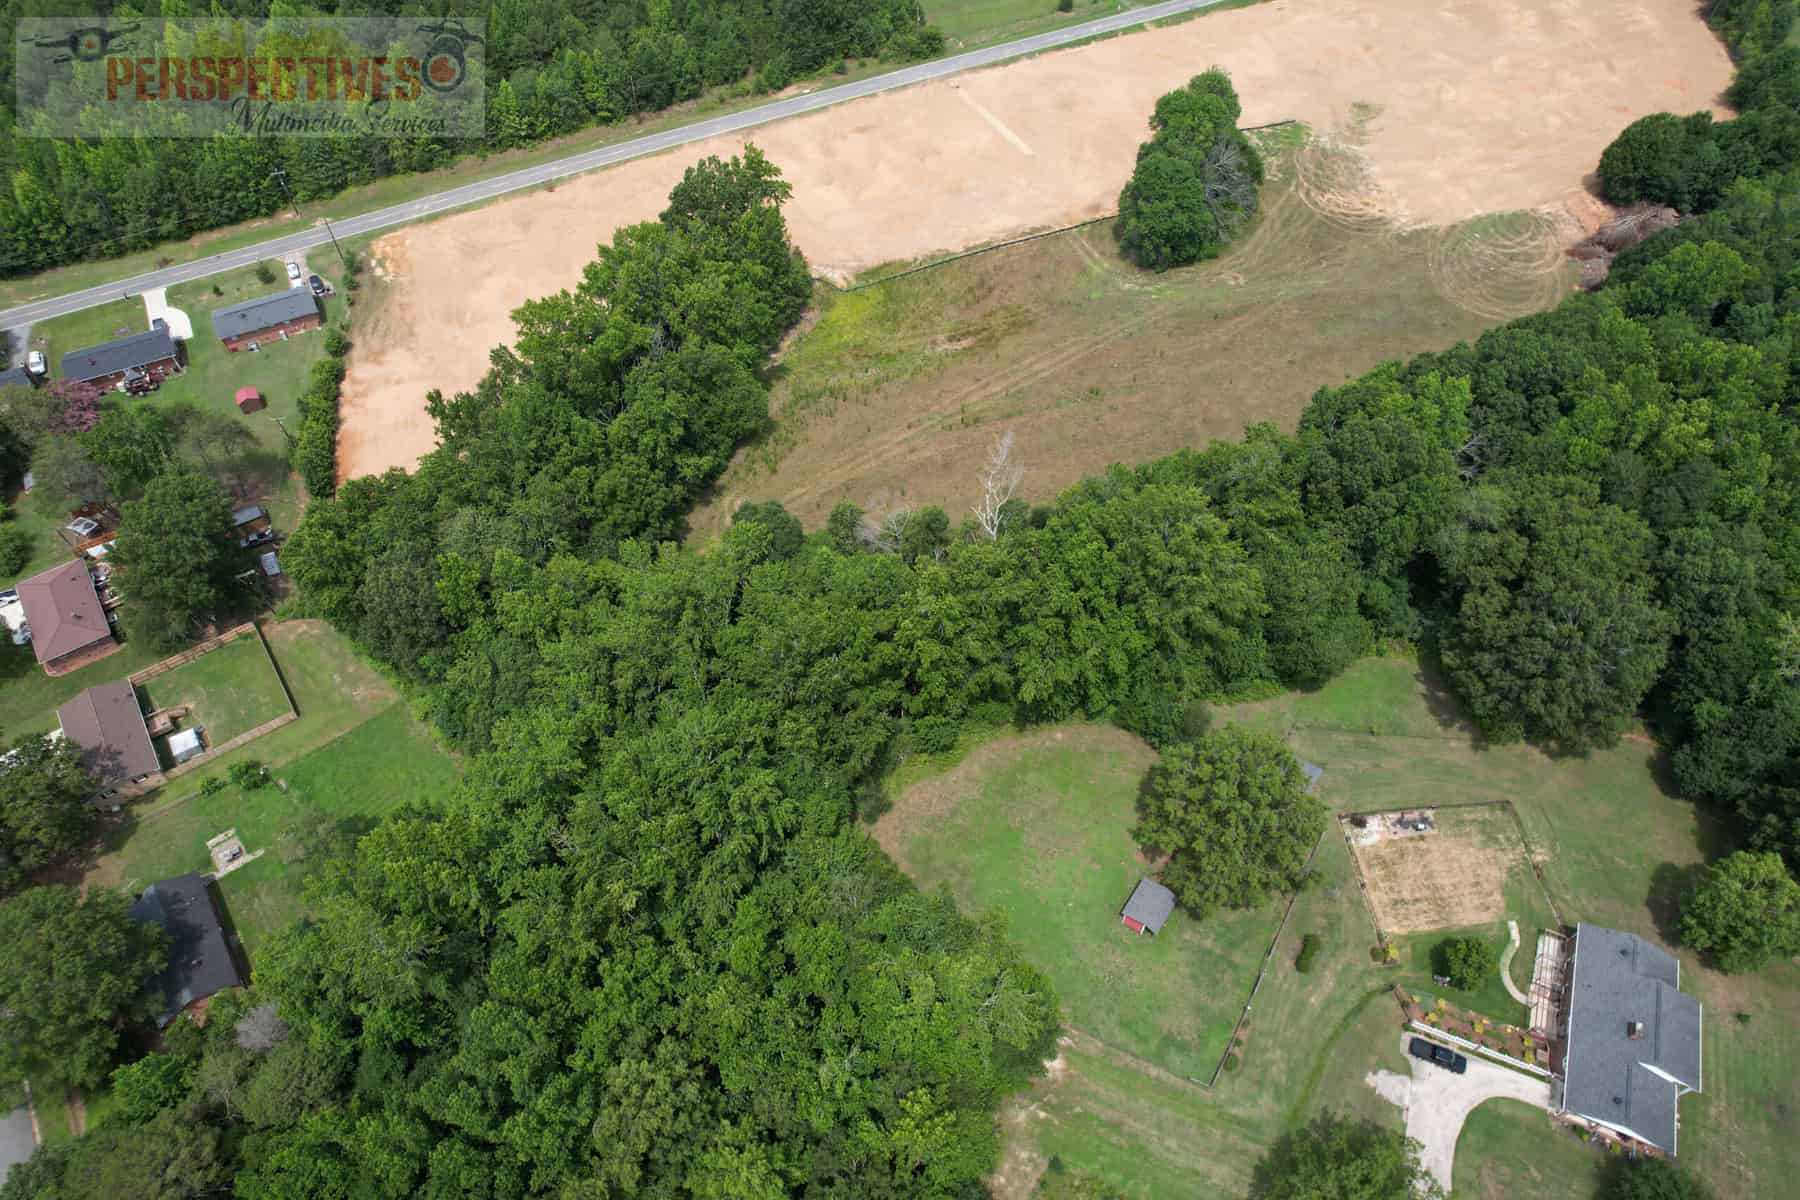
[211,290,320,343]
[128,873,246,1027]
[1558,923,1702,1154]
[57,679,160,790]
[60,326,179,384]
[1121,878,1177,935]
[0,365,35,390]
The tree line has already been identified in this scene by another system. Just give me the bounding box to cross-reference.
[0,0,938,277]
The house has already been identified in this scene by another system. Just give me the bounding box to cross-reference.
[1556,923,1702,1155]
[57,680,160,799]
[1121,878,1177,935]
[211,289,321,352]
[128,873,246,1027]
[14,560,117,675]
[60,323,181,389]
[232,504,273,547]
[0,364,37,390]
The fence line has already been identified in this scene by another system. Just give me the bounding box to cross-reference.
[129,621,259,685]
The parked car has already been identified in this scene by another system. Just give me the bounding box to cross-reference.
[24,350,45,376]
[1408,1037,1468,1074]
[286,261,303,284]
[309,274,328,297]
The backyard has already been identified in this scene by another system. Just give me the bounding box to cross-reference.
[135,628,293,752]
[879,654,1800,1199]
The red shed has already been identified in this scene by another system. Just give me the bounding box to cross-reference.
[235,386,264,413]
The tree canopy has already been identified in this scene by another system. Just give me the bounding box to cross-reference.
[112,467,241,650]
[1680,850,1800,973]
[1134,727,1325,918]
[0,734,97,892]
[0,886,166,1090]
[1249,1112,1442,1200]
[1115,69,1264,270]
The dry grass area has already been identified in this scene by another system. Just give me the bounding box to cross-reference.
[338,0,1732,480]
[1345,804,1530,935]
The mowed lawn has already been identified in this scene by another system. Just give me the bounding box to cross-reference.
[890,654,1800,1200]
[90,619,459,953]
[875,725,1286,1080]
[136,630,292,749]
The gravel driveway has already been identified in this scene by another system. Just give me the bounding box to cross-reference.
[1367,1034,1552,1192]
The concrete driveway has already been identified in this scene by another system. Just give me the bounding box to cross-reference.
[1367,1034,1552,1193]
[0,1105,35,1183]
[141,287,193,340]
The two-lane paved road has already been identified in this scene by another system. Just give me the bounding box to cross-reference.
[1,0,1233,330]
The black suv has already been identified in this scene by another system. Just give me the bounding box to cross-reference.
[309,274,328,298]
[1408,1036,1468,1074]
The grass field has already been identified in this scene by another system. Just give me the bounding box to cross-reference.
[1454,1099,1607,1200]
[136,631,292,749]
[689,146,1567,542]
[880,654,1798,1199]
[875,725,1285,1080]
[86,619,458,954]
[0,635,163,742]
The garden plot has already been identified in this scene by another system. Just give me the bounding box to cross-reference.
[1343,803,1532,935]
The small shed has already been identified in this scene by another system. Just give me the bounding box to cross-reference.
[167,727,205,764]
[1121,878,1177,936]
[234,386,264,413]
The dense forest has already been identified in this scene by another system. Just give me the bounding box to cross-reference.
[0,0,937,276]
[4,1,1800,1195]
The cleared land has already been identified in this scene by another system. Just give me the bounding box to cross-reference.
[1346,804,1533,936]
[873,725,1284,1080]
[340,0,1731,480]
[879,657,1798,1198]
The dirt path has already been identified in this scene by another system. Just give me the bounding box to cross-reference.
[338,0,1732,480]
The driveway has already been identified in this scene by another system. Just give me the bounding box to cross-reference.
[141,287,193,340]
[0,1105,35,1183]
[1367,1034,1552,1193]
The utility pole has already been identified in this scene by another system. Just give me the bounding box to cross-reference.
[268,168,349,272]
[269,414,294,449]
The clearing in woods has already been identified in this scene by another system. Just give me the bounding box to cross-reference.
[880,657,1799,1199]
[338,0,1731,481]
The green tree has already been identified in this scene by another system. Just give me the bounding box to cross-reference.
[1602,1156,1714,1200]
[1134,726,1326,917]
[1680,850,1800,973]
[26,1108,226,1199]
[77,405,175,498]
[1436,475,1671,749]
[0,734,97,891]
[106,1052,195,1125]
[0,522,32,577]
[1249,1112,1442,1200]
[1114,69,1263,270]
[0,885,166,1090]
[1440,935,1497,990]
[112,467,240,650]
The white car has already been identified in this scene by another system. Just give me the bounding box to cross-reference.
[25,350,45,376]
[286,261,303,285]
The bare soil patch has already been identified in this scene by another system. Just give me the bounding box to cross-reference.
[338,0,1732,480]
[1344,804,1529,934]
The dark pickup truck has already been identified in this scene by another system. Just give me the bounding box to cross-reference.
[1409,1036,1468,1074]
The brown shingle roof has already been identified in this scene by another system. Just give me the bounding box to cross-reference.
[57,680,159,784]
[15,561,110,665]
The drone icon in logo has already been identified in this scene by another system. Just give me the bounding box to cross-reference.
[33,22,140,65]
[415,19,484,94]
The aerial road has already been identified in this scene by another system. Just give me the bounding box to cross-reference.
[0,0,1233,331]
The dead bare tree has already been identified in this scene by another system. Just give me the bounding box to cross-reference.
[1201,132,1261,242]
[973,430,1024,540]
[859,505,912,555]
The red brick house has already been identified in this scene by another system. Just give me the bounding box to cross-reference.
[211,289,322,352]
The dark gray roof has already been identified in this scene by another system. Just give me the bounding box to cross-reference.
[211,289,319,340]
[231,504,268,527]
[0,365,34,389]
[58,679,159,785]
[1122,878,1177,933]
[1561,923,1702,1153]
[60,327,177,382]
[128,873,245,1027]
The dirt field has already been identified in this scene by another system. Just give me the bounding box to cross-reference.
[1344,804,1530,934]
[338,0,1733,480]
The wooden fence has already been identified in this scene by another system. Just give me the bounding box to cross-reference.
[129,622,261,685]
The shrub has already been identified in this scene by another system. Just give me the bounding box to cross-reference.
[323,326,349,358]
[1222,1051,1240,1072]
[228,760,271,790]
[1058,0,1074,11]
[254,262,277,285]
[198,776,227,798]
[1294,932,1321,973]
[1440,935,1497,990]
[0,522,33,575]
